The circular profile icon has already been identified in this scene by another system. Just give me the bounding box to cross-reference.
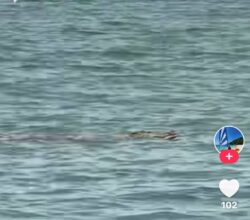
[214,126,245,153]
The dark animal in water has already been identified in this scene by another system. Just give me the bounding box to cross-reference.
[0,131,177,142]
[126,130,177,140]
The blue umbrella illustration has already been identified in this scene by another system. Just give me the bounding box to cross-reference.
[218,127,229,150]
[214,126,245,153]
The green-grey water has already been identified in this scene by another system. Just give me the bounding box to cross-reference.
[0,0,250,219]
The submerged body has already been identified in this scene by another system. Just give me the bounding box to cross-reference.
[0,131,177,142]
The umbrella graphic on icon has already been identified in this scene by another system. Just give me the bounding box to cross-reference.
[214,126,245,164]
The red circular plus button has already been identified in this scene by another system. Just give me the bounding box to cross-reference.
[220,149,239,164]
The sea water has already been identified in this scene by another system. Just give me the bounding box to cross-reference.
[0,0,250,219]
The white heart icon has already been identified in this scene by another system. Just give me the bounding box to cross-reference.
[219,179,240,198]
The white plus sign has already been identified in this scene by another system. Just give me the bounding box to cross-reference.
[226,153,233,160]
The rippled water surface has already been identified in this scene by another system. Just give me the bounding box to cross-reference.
[1,0,250,219]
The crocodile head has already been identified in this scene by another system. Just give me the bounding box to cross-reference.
[128,130,177,140]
